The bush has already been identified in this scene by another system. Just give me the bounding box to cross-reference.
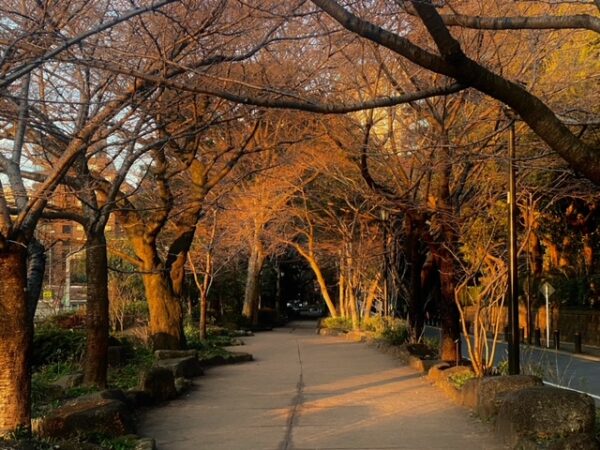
[448,371,476,389]
[380,321,409,346]
[320,316,353,332]
[107,344,154,390]
[184,322,239,359]
[33,327,86,368]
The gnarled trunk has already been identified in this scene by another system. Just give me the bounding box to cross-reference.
[0,246,31,435]
[143,273,184,350]
[83,231,109,387]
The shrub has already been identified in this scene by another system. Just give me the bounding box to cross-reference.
[107,344,154,390]
[448,371,476,389]
[320,316,353,332]
[32,327,86,367]
[379,320,409,346]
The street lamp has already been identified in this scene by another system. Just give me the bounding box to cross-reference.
[380,208,390,316]
[507,118,520,375]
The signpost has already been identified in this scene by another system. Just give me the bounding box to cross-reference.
[540,281,555,348]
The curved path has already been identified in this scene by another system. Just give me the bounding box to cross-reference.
[140,322,506,449]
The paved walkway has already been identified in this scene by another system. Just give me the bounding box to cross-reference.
[140,322,507,450]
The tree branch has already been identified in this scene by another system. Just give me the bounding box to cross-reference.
[0,0,181,89]
[439,13,600,34]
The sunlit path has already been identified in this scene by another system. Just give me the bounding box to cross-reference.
[139,321,505,450]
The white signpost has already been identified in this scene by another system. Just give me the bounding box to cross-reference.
[540,281,555,348]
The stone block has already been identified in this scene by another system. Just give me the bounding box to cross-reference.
[33,398,134,438]
[154,349,198,360]
[496,386,596,449]
[154,356,204,378]
[52,372,83,390]
[138,367,177,402]
[477,374,543,420]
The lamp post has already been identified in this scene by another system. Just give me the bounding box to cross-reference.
[507,119,520,374]
[380,208,390,316]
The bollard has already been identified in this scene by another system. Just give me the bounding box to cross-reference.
[553,329,560,350]
[534,328,541,347]
[574,332,582,354]
[504,325,510,342]
[519,327,525,342]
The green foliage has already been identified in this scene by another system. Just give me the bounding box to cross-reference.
[320,316,353,332]
[448,371,476,389]
[32,327,86,368]
[422,336,440,356]
[87,433,138,450]
[546,275,594,308]
[0,434,138,450]
[107,345,154,391]
[379,320,409,346]
[184,323,238,359]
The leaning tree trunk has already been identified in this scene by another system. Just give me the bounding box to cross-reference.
[0,246,32,435]
[83,231,109,387]
[143,272,184,350]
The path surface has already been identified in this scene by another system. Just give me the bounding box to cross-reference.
[140,322,506,450]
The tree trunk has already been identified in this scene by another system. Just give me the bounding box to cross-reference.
[83,231,109,387]
[26,238,45,320]
[362,273,381,319]
[433,134,460,362]
[0,246,31,435]
[338,271,346,318]
[294,245,338,317]
[438,248,461,362]
[404,216,426,342]
[143,273,184,350]
[242,241,264,325]
[199,289,208,340]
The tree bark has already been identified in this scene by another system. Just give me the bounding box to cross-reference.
[143,272,184,350]
[83,231,109,387]
[438,248,461,362]
[0,246,31,435]
[242,241,264,325]
[293,244,338,317]
[404,216,426,342]
[26,238,45,321]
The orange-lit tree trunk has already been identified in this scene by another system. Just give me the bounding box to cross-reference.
[0,245,31,435]
[142,271,184,350]
[242,238,265,325]
[292,243,338,317]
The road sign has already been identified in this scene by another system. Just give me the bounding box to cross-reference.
[539,281,555,297]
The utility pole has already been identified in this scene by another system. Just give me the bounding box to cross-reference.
[507,119,520,374]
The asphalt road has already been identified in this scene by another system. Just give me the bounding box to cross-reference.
[424,326,600,403]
